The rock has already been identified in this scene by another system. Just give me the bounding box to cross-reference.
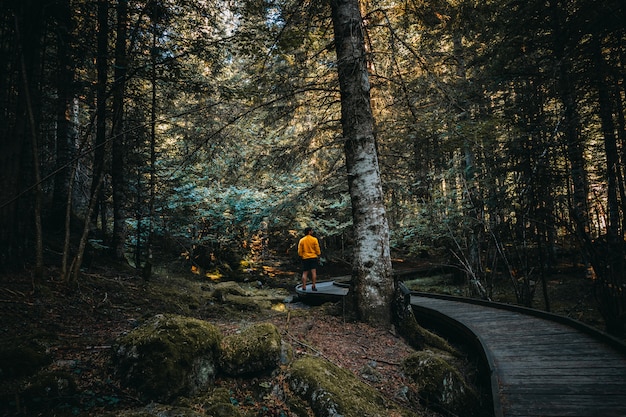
[0,338,52,380]
[287,356,417,417]
[359,362,382,383]
[20,371,77,410]
[112,314,222,401]
[213,281,249,300]
[212,281,286,312]
[401,350,479,415]
[222,294,269,312]
[219,322,291,376]
[393,285,457,354]
[176,387,242,417]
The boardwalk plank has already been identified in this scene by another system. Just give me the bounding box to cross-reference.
[499,382,626,395]
[410,294,626,417]
[504,394,626,417]
[500,374,626,384]
[490,346,623,357]
[496,361,624,370]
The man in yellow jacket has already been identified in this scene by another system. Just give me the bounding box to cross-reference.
[298,227,321,291]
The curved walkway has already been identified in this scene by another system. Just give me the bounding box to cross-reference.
[410,293,626,417]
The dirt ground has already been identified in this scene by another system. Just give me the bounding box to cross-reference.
[0,254,606,417]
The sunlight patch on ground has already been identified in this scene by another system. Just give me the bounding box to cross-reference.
[271,303,286,312]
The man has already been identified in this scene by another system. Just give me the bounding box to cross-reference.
[298,227,321,291]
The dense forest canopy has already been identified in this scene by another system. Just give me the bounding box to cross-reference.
[1,0,625,334]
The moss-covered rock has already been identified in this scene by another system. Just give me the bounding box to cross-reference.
[397,311,458,355]
[219,322,291,376]
[223,294,269,312]
[401,350,479,414]
[176,386,246,417]
[393,286,457,355]
[213,281,278,312]
[0,338,52,380]
[287,356,417,417]
[213,281,250,300]
[112,314,222,401]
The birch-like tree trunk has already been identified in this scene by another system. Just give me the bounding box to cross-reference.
[330,0,393,327]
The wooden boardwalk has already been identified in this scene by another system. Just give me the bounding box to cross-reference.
[410,293,626,417]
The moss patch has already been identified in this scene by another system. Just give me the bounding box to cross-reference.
[402,351,479,414]
[287,356,417,417]
[112,314,222,401]
[211,281,288,313]
[219,322,288,376]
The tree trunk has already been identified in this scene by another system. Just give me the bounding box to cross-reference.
[68,175,105,283]
[14,8,44,282]
[0,5,32,271]
[330,0,393,328]
[591,34,625,336]
[144,15,158,280]
[453,33,486,299]
[111,0,128,261]
[549,0,589,242]
[92,0,108,238]
[52,0,76,225]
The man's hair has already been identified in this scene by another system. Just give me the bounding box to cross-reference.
[304,227,313,235]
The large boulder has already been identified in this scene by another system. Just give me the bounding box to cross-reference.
[401,351,479,415]
[287,356,417,417]
[219,322,291,376]
[112,314,222,401]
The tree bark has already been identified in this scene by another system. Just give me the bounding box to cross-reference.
[330,0,393,327]
[14,7,44,282]
[549,0,589,241]
[144,11,158,280]
[591,34,625,336]
[52,0,77,225]
[111,0,128,261]
[0,2,38,270]
[93,0,108,238]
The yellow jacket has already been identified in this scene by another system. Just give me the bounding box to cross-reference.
[298,235,321,259]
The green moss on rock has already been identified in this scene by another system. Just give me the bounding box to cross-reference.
[213,281,249,300]
[219,323,290,376]
[112,314,222,401]
[393,287,458,355]
[287,356,417,417]
[223,294,268,312]
[402,351,478,414]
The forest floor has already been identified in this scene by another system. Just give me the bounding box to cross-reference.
[0,251,606,417]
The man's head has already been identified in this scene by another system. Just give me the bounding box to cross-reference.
[304,227,313,235]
